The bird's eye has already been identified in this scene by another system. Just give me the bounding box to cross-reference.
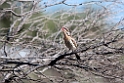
[66,32,71,36]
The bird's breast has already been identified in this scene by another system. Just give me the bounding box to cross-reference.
[64,37,76,50]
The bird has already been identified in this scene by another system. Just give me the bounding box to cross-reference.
[61,27,81,61]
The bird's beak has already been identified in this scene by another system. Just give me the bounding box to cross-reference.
[61,27,65,31]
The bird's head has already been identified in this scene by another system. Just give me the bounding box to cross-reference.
[61,27,71,36]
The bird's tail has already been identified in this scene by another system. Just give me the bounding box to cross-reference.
[74,53,81,61]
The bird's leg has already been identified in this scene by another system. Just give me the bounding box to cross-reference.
[68,49,72,53]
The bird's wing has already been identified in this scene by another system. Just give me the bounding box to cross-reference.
[70,37,77,49]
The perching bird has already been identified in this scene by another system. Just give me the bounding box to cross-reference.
[61,27,81,61]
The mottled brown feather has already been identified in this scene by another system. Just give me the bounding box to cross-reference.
[62,27,81,60]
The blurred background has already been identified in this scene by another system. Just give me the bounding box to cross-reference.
[0,0,124,83]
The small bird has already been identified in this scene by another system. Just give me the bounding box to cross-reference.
[61,27,81,61]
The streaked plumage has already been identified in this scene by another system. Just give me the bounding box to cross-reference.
[61,27,81,60]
